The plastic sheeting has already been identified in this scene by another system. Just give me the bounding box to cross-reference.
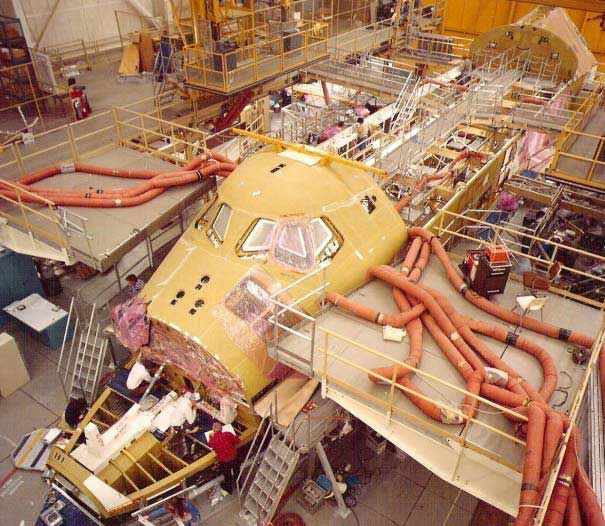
[518,87,569,173]
[111,297,150,349]
[269,216,317,273]
[214,266,299,377]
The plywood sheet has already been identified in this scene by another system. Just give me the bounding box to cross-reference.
[139,32,155,73]
[119,44,140,75]
[276,379,319,426]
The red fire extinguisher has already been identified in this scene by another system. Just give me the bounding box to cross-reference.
[68,78,91,120]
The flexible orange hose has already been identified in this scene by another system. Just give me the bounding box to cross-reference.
[564,487,582,526]
[515,404,546,526]
[400,237,423,275]
[327,224,603,524]
[544,434,577,526]
[541,411,564,480]
[394,150,488,212]
[0,151,235,208]
[326,291,425,328]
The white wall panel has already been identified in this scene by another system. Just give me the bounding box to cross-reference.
[19,0,155,49]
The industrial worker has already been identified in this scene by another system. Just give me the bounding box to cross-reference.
[208,421,240,493]
[153,390,199,433]
[126,360,153,391]
[147,495,201,526]
[125,274,145,298]
[195,391,237,425]
[64,396,88,428]
[354,116,371,158]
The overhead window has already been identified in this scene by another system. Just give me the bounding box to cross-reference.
[241,218,276,252]
[207,203,232,245]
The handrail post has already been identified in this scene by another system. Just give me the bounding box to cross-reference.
[386,362,398,424]
[321,330,328,398]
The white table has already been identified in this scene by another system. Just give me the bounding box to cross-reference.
[3,294,69,349]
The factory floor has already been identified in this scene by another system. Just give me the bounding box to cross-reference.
[0,314,484,526]
[2,51,155,135]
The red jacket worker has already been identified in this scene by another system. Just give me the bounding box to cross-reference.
[208,421,240,493]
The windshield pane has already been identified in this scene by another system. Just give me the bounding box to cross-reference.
[211,203,232,242]
[242,219,276,252]
[309,218,333,256]
[276,224,307,258]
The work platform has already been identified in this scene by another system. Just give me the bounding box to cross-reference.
[273,258,601,517]
[0,99,231,274]
[552,107,605,189]
[0,147,215,272]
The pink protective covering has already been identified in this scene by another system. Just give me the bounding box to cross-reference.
[519,130,554,172]
[111,297,150,349]
[355,105,370,117]
[319,125,343,143]
[213,266,299,377]
[269,216,317,273]
[141,320,247,401]
[518,88,570,172]
[497,190,519,212]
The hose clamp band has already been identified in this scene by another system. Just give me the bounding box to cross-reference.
[558,475,572,487]
[401,265,410,274]
[505,332,519,346]
[194,170,203,182]
[60,163,75,173]
[450,331,460,341]
[521,483,538,492]
[376,313,384,324]
[558,328,571,341]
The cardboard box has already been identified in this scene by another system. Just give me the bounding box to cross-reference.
[0,333,30,397]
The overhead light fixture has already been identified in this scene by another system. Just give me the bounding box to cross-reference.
[488,41,496,49]
[551,52,559,59]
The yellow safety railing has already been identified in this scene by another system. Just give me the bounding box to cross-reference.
[0,91,218,259]
[549,85,605,189]
[183,21,329,93]
[0,173,70,250]
[113,106,211,165]
[316,326,526,473]
[313,295,604,520]
[432,208,605,309]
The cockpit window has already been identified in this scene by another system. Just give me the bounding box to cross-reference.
[194,194,218,230]
[309,218,333,256]
[276,223,308,258]
[241,218,276,252]
[207,203,232,245]
[238,216,342,269]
